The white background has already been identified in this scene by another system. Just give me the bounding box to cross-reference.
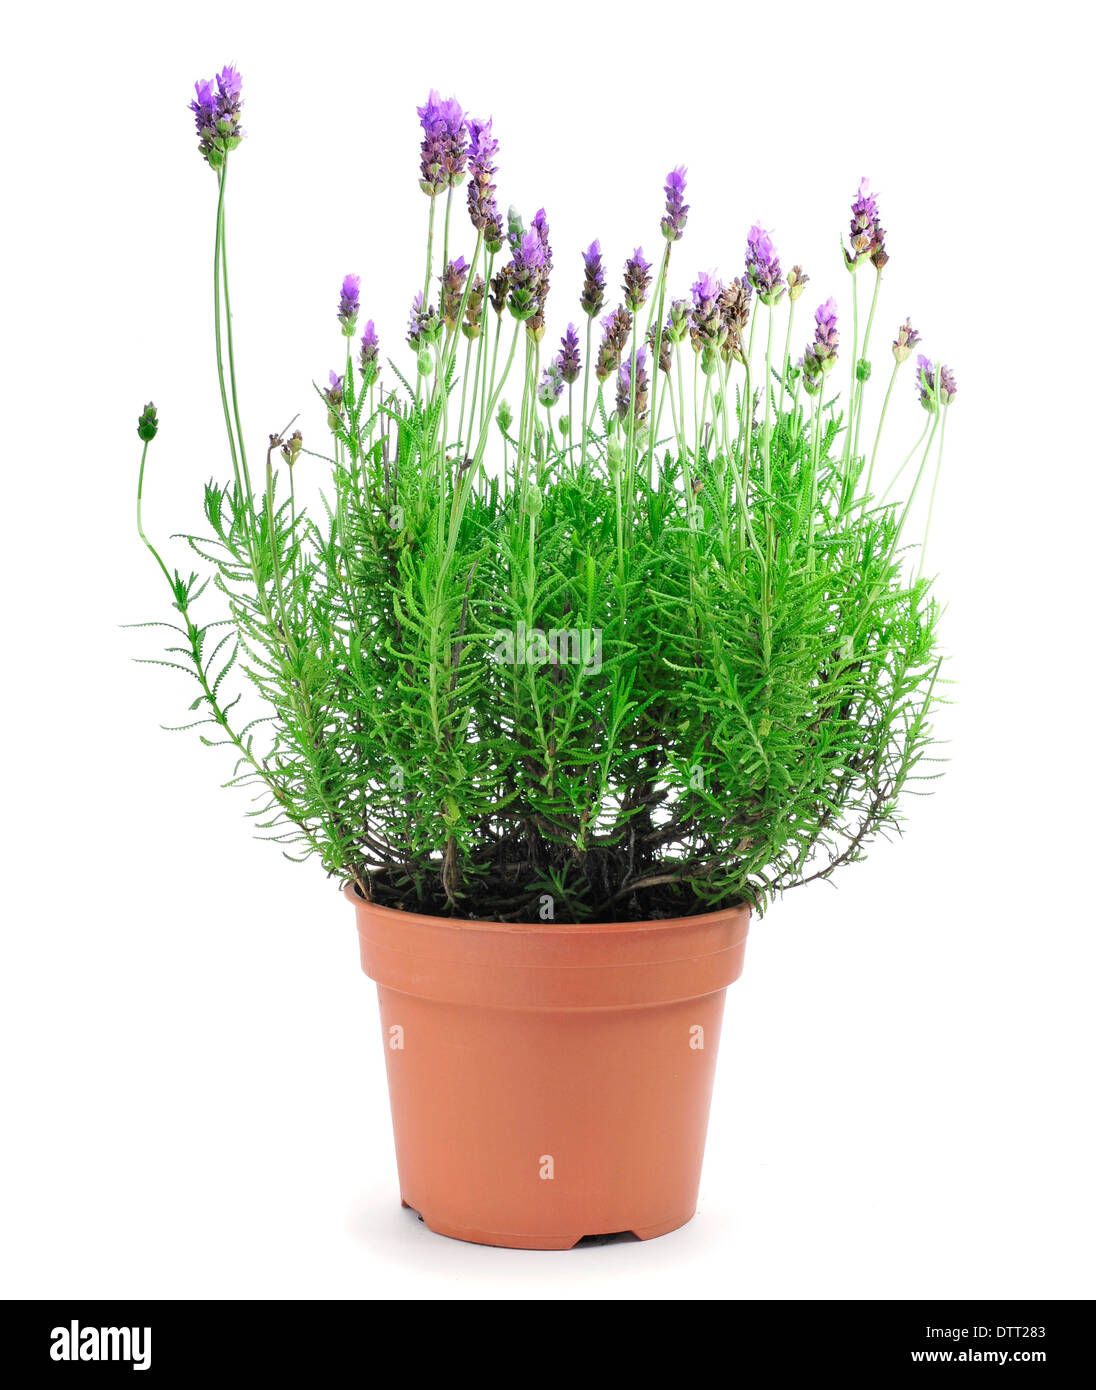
[2,0,1093,1300]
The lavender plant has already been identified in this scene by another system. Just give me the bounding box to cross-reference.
[134,71,954,922]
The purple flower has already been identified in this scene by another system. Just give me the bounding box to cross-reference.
[845,177,886,271]
[538,361,564,408]
[745,224,785,304]
[467,117,503,250]
[531,207,553,270]
[666,297,691,343]
[802,297,839,385]
[441,256,470,330]
[917,356,957,409]
[661,166,689,242]
[508,229,549,325]
[359,320,380,380]
[581,240,606,317]
[338,273,361,335]
[617,347,650,422]
[489,264,511,317]
[719,278,752,361]
[463,274,486,339]
[558,323,581,384]
[892,318,920,364]
[647,319,673,374]
[417,90,467,195]
[689,272,724,356]
[596,305,632,381]
[323,370,345,427]
[189,65,244,166]
[189,79,216,158]
[622,246,652,311]
[786,265,809,302]
[407,291,440,350]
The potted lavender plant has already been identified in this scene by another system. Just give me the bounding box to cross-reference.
[134,68,954,1248]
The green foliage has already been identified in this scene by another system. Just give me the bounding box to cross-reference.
[134,152,950,924]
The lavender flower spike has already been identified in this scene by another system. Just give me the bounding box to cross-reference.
[417,90,467,195]
[407,291,440,350]
[507,230,547,324]
[661,166,689,242]
[441,256,470,330]
[917,356,958,409]
[892,319,920,363]
[338,273,361,336]
[558,324,582,384]
[467,117,503,251]
[617,347,650,422]
[581,240,606,317]
[595,305,632,381]
[689,272,725,370]
[745,224,785,305]
[845,177,886,271]
[189,65,244,167]
[786,265,809,302]
[188,79,217,163]
[359,320,380,381]
[538,362,564,408]
[802,297,839,388]
[323,370,345,429]
[623,247,652,312]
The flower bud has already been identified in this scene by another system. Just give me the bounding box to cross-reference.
[137,402,158,442]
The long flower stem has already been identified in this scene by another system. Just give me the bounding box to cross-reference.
[863,359,899,505]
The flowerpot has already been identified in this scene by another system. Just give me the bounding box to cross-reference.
[346,885,751,1250]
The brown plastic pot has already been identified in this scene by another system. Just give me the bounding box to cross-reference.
[346,885,750,1249]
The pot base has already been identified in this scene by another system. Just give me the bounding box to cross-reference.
[402,1199,695,1250]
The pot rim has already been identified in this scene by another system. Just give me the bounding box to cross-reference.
[343,879,752,936]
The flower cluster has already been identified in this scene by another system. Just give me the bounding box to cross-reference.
[647,319,673,375]
[418,91,467,195]
[359,321,380,381]
[801,298,839,392]
[916,356,958,409]
[137,402,159,442]
[689,272,724,367]
[558,324,582,384]
[616,347,649,422]
[189,65,244,168]
[719,278,752,362]
[337,274,360,336]
[441,257,470,331]
[538,362,564,408]
[845,178,887,271]
[463,275,486,339]
[622,247,652,312]
[892,319,920,363]
[407,292,440,350]
[786,265,809,302]
[745,225,785,305]
[661,166,689,242]
[467,118,504,251]
[581,241,606,318]
[508,225,550,331]
[322,370,344,428]
[596,306,633,381]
